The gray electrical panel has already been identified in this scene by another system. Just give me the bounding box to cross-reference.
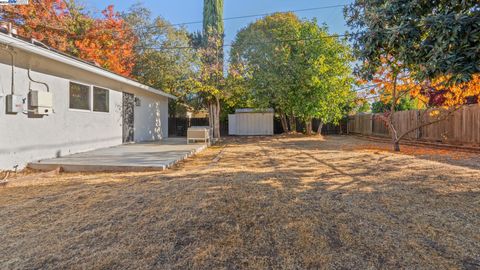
[6,94,23,114]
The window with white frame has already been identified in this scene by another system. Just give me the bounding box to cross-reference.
[93,87,109,112]
[69,82,90,110]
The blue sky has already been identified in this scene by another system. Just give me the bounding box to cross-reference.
[80,0,353,46]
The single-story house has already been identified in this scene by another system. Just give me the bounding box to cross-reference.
[0,32,176,170]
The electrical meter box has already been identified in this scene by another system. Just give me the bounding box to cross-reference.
[29,91,53,115]
[6,94,23,114]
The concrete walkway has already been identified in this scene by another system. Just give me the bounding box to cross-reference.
[28,138,208,172]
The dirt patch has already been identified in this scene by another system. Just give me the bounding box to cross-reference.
[0,136,479,269]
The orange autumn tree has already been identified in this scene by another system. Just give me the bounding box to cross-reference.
[362,55,480,151]
[0,1,136,77]
[75,6,136,77]
[0,0,71,50]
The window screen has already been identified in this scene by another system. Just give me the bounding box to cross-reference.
[69,82,90,110]
[93,87,109,112]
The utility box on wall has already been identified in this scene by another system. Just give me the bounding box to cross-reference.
[29,91,53,115]
[6,94,23,114]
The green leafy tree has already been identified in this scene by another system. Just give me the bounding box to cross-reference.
[371,96,419,114]
[292,20,354,135]
[230,13,303,132]
[230,13,354,135]
[355,98,371,113]
[122,4,198,116]
[345,0,480,83]
[183,34,224,121]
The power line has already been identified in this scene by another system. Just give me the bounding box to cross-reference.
[138,33,352,51]
[353,84,380,92]
[1,4,354,60]
[61,4,348,34]
[170,4,347,26]
[3,31,353,64]
[1,3,349,39]
[2,28,354,59]
[364,95,381,100]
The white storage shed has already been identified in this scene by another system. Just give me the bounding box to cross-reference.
[228,109,274,136]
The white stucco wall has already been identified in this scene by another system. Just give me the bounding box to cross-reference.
[0,47,169,170]
[134,93,169,142]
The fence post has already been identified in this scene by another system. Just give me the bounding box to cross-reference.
[346,117,350,135]
[370,113,374,136]
[416,110,421,140]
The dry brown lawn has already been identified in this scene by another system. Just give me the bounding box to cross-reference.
[1,135,479,269]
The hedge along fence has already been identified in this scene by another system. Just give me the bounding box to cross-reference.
[348,104,480,146]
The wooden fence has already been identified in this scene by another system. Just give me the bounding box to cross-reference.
[169,117,346,137]
[348,104,480,146]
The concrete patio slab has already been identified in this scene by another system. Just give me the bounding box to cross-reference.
[28,138,207,172]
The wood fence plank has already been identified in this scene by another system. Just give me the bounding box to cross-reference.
[348,104,480,146]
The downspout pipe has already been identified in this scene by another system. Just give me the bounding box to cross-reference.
[0,45,15,95]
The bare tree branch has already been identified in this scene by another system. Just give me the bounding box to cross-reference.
[396,106,461,142]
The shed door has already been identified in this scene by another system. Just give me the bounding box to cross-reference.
[235,113,274,136]
[123,92,135,143]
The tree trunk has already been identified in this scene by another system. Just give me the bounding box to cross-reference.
[389,72,400,152]
[206,99,221,139]
[288,113,296,133]
[279,113,288,133]
[169,101,177,118]
[393,140,400,152]
[317,120,324,136]
[213,97,221,139]
[208,101,220,139]
[208,102,214,129]
[305,119,312,135]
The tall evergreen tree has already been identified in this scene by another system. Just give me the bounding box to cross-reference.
[203,0,224,38]
[202,0,224,138]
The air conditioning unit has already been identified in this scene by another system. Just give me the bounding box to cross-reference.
[29,91,53,115]
[33,107,53,115]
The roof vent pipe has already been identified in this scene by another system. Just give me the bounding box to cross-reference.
[0,23,8,34]
[7,23,12,36]
[0,22,16,36]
